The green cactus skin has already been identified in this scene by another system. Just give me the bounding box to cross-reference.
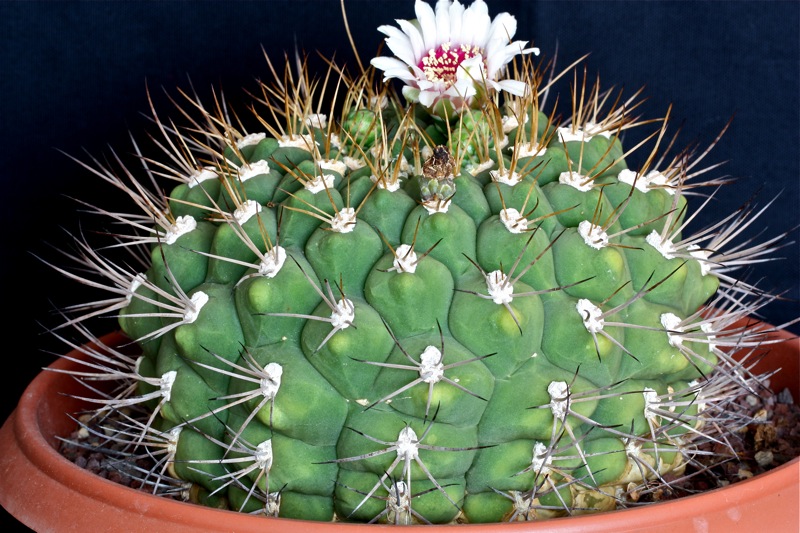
[51,9,796,527]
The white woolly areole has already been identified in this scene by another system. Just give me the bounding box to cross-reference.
[233,199,262,225]
[466,159,495,176]
[645,170,674,195]
[278,133,317,151]
[330,207,357,233]
[531,441,552,474]
[239,160,271,182]
[127,274,147,303]
[330,298,355,330]
[617,169,650,193]
[618,169,674,195]
[559,170,593,192]
[188,166,218,188]
[688,244,713,276]
[510,144,547,159]
[418,346,445,384]
[643,387,661,422]
[370,94,389,109]
[387,480,411,517]
[260,362,283,400]
[264,491,281,518]
[259,246,287,278]
[547,381,570,419]
[254,439,274,470]
[701,322,718,352]
[625,439,643,458]
[305,113,327,129]
[559,122,611,143]
[305,173,336,194]
[420,145,434,161]
[236,132,266,149]
[502,104,530,133]
[159,370,177,402]
[422,198,451,215]
[502,114,520,133]
[166,426,182,455]
[584,122,612,138]
[690,379,709,413]
[646,230,676,259]
[369,144,384,160]
[500,208,528,233]
[557,127,583,143]
[510,491,533,515]
[391,244,418,273]
[164,215,197,245]
[396,426,419,461]
[660,313,684,347]
[576,299,604,333]
[184,291,209,324]
[327,133,342,149]
[578,220,609,249]
[343,156,366,170]
[370,174,402,192]
[496,135,510,151]
[318,158,348,176]
[486,270,514,305]
[490,168,522,186]
[556,127,591,143]
[665,385,678,413]
[397,154,411,173]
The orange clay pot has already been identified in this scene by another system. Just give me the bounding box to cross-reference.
[1,326,798,533]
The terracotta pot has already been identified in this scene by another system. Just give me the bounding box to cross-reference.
[1,327,798,533]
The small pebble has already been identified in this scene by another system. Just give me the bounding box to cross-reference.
[777,388,794,405]
[755,450,774,467]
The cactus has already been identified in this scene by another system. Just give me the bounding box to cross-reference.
[49,0,797,525]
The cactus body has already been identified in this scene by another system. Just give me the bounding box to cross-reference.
[54,0,794,525]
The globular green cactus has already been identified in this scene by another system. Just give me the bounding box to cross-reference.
[51,0,796,526]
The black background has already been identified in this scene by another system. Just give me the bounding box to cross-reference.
[1,1,798,529]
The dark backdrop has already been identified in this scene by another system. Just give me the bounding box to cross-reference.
[1,1,798,528]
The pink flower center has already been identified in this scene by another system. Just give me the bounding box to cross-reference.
[418,42,484,86]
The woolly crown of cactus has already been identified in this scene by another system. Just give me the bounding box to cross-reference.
[48,0,797,525]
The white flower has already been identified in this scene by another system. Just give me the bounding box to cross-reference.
[370,0,539,111]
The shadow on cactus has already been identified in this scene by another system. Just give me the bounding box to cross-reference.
[43,0,798,525]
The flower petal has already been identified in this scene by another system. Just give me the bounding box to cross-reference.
[370,57,418,82]
[397,19,426,64]
[487,12,517,44]
[495,78,530,97]
[448,0,465,44]
[418,88,438,107]
[378,27,417,67]
[434,0,451,43]
[462,0,490,48]
[415,0,438,52]
[485,39,532,75]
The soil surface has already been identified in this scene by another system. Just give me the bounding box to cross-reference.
[636,384,799,503]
